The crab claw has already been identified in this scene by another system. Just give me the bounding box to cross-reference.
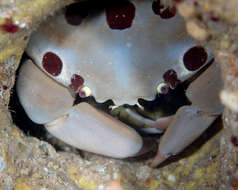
[151,106,216,167]
[151,62,224,167]
[16,60,74,124]
[46,102,143,158]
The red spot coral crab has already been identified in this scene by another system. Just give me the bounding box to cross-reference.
[16,0,224,167]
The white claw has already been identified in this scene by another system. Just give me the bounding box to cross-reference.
[186,62,224,114]
[16,60,74,124]
[46,102,143,158]
[151,105,216,167]
[159,106,215,156]
[151,62,224,167]
[151,149,168,168]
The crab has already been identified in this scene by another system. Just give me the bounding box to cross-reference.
[16,0,224,167]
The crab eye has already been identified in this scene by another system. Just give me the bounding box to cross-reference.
[157,82,169,94]
[78,86,92,98]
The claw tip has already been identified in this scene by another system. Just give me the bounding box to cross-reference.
[150,149,169,168]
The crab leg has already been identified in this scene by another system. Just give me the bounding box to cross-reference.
[151,62,224,167]
[126,108,175,131]
[17,60,143,158]
[124,108,173,133]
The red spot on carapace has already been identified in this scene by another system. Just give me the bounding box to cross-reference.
[210,12,220,22]
[69,74,84,92]
[42,52,63,76]
[65,2,89,26]
[231,136,238,147]
[1,18,19,33]
[183,46,208,71]
[2,85,7,90]
[152,0,176,19]
[106,0,135,30]
[163,69,181,89]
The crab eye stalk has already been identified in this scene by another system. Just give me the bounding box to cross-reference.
[78,86,92,98]
[157,82,169,94]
